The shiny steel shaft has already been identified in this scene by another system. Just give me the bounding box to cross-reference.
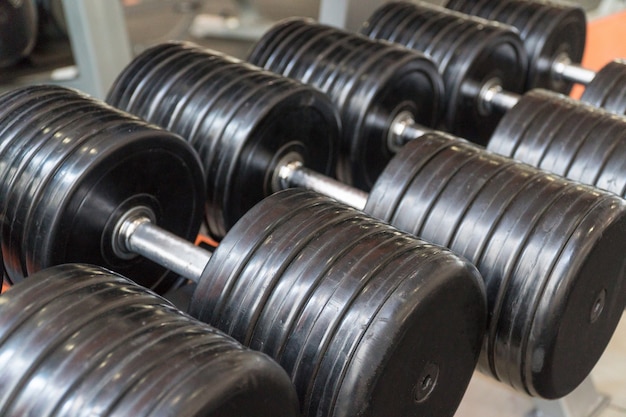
[278,161,368,211]
[552,54,596,85]
[115,207,210,283]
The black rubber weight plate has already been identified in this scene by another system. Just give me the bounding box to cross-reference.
[108,42,339,239]
[488,89,575,165]
[519,1,585,94]
[0,85,204,294]
[447,0,586,94]
[366,136,626,397]
[489,89,626,197]
[362,1,528,144]
[248,19,445,190]
[0,264,300,416]
[192,189,486,417]
[581,60,626,115]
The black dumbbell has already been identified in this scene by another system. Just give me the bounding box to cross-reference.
[355,1,529,142]
[446,0,585,93]
[0,0,38,67]
[106,45,626,399]
[445,0,626,116]
[244,20,626,199]
[359,1,626,193]
[107,41,444,193]
[360,1,599,142]
[0,263,300,417]
[0,85,205,293]
[0,85,486,417]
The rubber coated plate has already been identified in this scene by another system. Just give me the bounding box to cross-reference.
[445,0,586,94]
[362,1,528,144]
[581,60,626,115]
[487,89,563,162]
[0,85,204,293]
[249,19,445,190]
[108,42,339,239]
[565,117,624,186]
[0,264,300,417]
[365,132,459,223]
[525,2,585,93]
[366,135,626,398]
[490,89,626,197]
[193,189,486,417]
[594,133,626,197]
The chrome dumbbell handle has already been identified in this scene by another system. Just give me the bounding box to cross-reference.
[114,206,211,283]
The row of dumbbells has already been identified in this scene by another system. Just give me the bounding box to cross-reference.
[363,0,626,139]
[1,2,626,417]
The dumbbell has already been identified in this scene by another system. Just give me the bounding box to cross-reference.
[359,1,626,194]
[106,41,444,193]
[361,1,602,142]
[0,0,38,67]
[356,1,528,142]
[244,20,626,198]
[106,44,626,399]
[445,0,626,115]
[0,85,487,417]
[0,264,300,416]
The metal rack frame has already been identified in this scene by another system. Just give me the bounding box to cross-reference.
[57,0,132,98]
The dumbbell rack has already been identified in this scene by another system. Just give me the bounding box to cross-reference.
[2,2,626,417]
[57,0,132,98]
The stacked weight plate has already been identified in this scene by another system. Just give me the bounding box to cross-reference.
[191,189,486,417]
[580,59,626,115]
[246,19,445,189]
[0,85,205,293]
[360,1,528,142]
[445,0,626,116]
[445,0,586,93]
[106,42,338,237]
[365,134,626,398]
[488,90,626,197]
[0,264,299,416]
